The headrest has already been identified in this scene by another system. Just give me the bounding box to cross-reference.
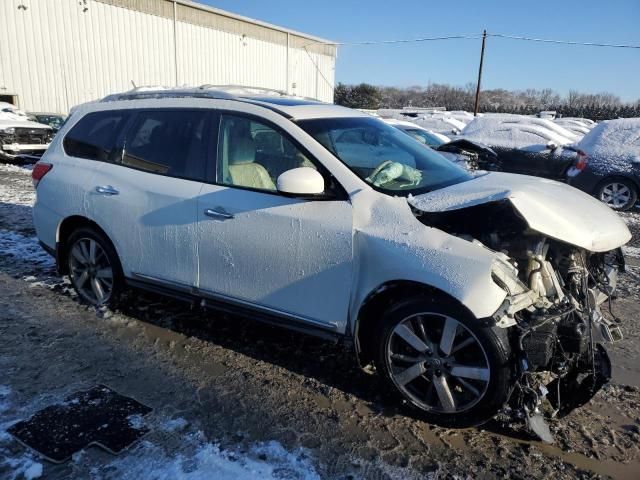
[229,136,256,165]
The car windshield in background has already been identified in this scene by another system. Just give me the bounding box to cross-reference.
[34,115,66,130]
[297,117,471,195]
[403,128,447,147]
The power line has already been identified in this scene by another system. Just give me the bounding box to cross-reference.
[331,34,482,46]
[316,32,640,50]
[488,33,640,49]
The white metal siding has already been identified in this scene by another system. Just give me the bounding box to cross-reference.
[0,0,336,113]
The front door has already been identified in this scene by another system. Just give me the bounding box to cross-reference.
[197,113,353,331]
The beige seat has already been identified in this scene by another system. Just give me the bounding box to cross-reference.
[228,136,276,191]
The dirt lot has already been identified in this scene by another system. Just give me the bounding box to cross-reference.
[1,164,640,479]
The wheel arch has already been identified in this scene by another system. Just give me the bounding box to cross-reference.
[56,215,118,275]
[353,280,479,369]
[594,173,640,194]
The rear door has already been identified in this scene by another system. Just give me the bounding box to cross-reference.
[196,112,353,332]
[89,109,210,287]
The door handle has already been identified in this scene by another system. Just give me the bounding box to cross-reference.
[204,208,234,220]
[95,185,119,196]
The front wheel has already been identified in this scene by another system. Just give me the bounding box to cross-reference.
[375,296,513,428]
[67,227,123,307]
[597,177,638,211]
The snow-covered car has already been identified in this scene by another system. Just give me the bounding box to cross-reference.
[567,118,640,210]
[459,116,582,179]
[32,87,630,436]
[0,102,54,163]
[554,118,593,136]
[383,118,450,147]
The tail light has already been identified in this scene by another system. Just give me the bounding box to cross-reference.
[574,150,588,171]
[32,162,53,188]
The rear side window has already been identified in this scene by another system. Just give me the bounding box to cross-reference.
[122,110,208,181]
[63,111,128,161]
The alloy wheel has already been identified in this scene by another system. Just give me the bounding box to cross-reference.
[68,237,114,305]
[600,182,632,209]
[386,312,490,413]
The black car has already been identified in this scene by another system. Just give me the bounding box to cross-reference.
[459,117,581,180]
[567,119,640,211]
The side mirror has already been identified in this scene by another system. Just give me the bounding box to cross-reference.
[547,141,558,150]
[277,167,325,195]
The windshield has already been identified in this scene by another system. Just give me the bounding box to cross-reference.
[297,116,471,195]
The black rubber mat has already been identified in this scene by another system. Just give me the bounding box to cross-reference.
[8,385,152,463]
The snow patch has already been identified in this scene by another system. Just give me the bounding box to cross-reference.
[0,163,34,175]
[0,230,55,268]
[82,434,320,480]
[623,245,640,259]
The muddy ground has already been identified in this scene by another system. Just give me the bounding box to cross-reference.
[1,164,640,479]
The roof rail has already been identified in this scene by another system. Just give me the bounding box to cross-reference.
[198,84,288,96]
[100,86,238,103]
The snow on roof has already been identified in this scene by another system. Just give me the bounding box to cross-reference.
[460,115,576,148]
[576,118,640,173]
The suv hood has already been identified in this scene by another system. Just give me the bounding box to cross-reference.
[407,172,631,252]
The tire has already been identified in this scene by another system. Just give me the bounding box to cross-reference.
[66,227,124,307]
[596,177,638,211]
[375,296,513,428]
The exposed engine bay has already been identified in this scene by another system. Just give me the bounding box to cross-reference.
[415,200,625,442]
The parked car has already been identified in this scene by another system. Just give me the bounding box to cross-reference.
[383,118,450,147]
[0,102,55,163]
[553,120,591,137]
[459,116,581,179]
[27,112,67,132]
[567,118,640,210]
[32,87,630,436]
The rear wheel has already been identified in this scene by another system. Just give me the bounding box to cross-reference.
[66,227,123,307]
[597,177,638,211]
[375,296,513,427]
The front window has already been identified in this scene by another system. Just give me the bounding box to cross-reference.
[297,117,471,195]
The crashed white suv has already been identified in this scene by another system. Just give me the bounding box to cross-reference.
[32,87,630,436]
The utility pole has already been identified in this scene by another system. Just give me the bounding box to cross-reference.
[474,30,487,116]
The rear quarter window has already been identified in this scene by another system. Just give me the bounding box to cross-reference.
[63,111,129,161]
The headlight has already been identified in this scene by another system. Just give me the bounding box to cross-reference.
[1,127,15,135]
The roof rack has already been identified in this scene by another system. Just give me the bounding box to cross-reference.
[100,86,237,103]
[100,84,297,103]
[198,84,289,96]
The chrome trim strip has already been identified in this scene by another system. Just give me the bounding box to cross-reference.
[131,272,338,331]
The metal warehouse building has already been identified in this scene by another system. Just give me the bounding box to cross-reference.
[0,0,337,113]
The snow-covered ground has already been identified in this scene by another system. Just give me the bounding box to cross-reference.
[0,382,323,480]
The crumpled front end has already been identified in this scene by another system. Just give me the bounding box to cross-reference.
[411,195,628,442]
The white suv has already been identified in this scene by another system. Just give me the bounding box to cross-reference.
[32,87,630,433]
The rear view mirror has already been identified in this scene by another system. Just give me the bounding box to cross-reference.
[277,167,325,195]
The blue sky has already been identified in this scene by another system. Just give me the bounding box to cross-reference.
[200,0,640,102]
